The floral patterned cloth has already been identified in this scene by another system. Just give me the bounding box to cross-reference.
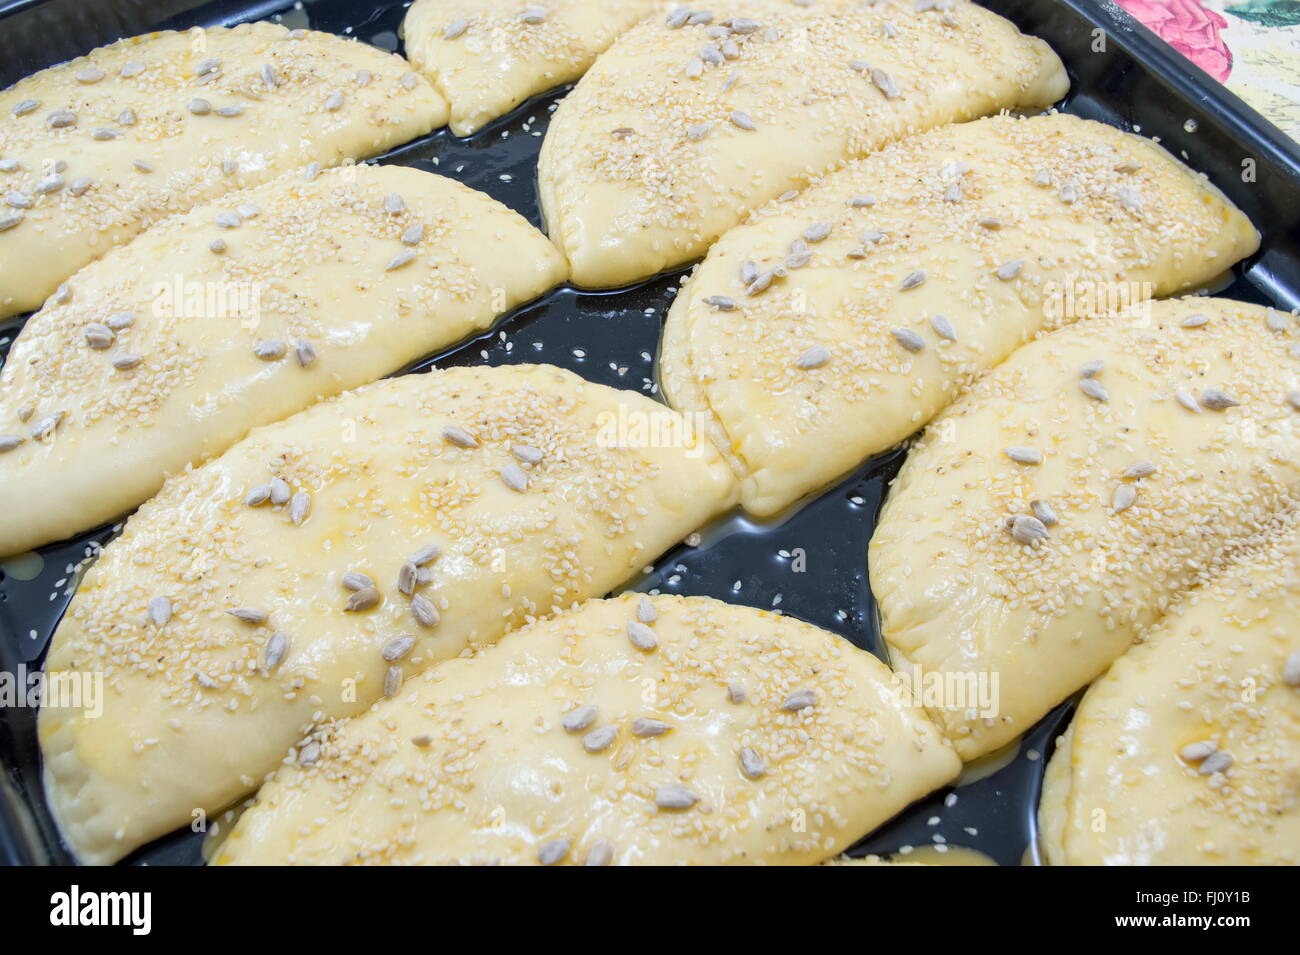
[1115,0,1300,140]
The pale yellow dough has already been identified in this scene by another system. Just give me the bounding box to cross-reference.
[1039,509,1300,865]
[39,364,739,864]
[0,22,447,317]
[404,0,661,136]
[0,164,567,557]
[213,593,960,865]
[870,298,1300,761]
[661,113,1260,516]
[538,0,1068,288]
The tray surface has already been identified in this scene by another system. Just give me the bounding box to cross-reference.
[0,0,1295,866]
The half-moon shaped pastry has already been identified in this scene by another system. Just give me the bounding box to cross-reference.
[870,297,1300,761]
[0,163,566,557]
[213,593,960,865]
[39,364,738,864]
[660,113,1260,516]
[0,22,447,317]
[538,0,1068,287]
[1039,508,1299,865]
[403,0,659,136]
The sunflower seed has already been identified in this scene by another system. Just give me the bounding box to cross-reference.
[700,45,724,66]
[0,160,16,173]
[535,837,568,865]
[519,6,547,23]
[91,127,120,140]
[1179,739,1217,762]
[582,726,617,753]
[263,631,289,672]
[781,688,816,712]
[1123,461,1156,479]
[1282,651,1300,687]
[870,67,900,98]
[386,249,416,270]
[106,311,135,330]
[194,57,221,77]
[269,477,291,505]
[216,105,243,117]
[1175,389,1200,413]
[627,621,658,651]
[1059,182,1078,203]
[303,161,320,181]
[1009,514,1049,545]
[215,210,241,229]
[1079,360,1104,378]
[584,840,614,866]
[739,747,767,780]
[259,63,278,88]
[401,72,419,90]
[148,596,172,626]
[412,593,440,628]
[684,57,704,79]
[1200,388,1238,411]
[383,665,402,698]
[411,734,432,747]
[1116,186,1143,212]
[382,636,415,662]
[632,718,671,737]
[187,98,211,115]
[245,484,272,506]
[1004,447,1042,465]
[0,435,22,453]
[5,192,31,209]
[442,425,478,448]
[30,412,62,440]
[1180,313,1209,328]
[342,571,373,591]
[846,195,877,210]
[1079,377,1109,402]
[996,259,1023,281]
[324,92,344,111]
[345,586,380,612]
[395,560,419,597]
[383,192,405,215]
[46,109,76,128]
[0,212,22,231]
[977,216,1003,229]
[1264,308,1289,333]
[253,339,286,361]
[562,705,598,733]
[133,160,154,174]
[293,340,317,369]
[112,353,142,371]
[12,99,39,117]
[84,323,114,349]
[921,314,956,342]
[400,223,424,246]
[655,785,699,810]
[686,122,712,142]
[795,344,830,369]
[727,683,747,703]
[943,181,962,202]
[892,328,924,353]
[444,17,469,39]
[16,405,32,422]
[1198,751,1233,775]
[666,7,692,27]
[729,111,756,131]
[899,269,926,291]
[298,741,320,766]
[289,491,311,525]
[1030,499,1058,526]
[687,10,713,24]
[636,596,657,623]
[228,607,268,625]
[803,221,832,243]
[511,444,543,465]
[1287,390,1300,412]
[501,463,529,492]
[746,270,775,294]
[703,295,736,311]
[1112,484,1137,512]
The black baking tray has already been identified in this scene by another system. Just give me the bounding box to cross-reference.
[1,0,1297,867]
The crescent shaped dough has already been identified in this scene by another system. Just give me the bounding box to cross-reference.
[537,0,1068,288]
[0,164,567,557]
[212,593,960,865]
[1039,509,1300,865]
[404,0,660,137]
[870,297,1300,761]
[39,364,739,864]
[661,113,1260,516]
[0,22,447,318]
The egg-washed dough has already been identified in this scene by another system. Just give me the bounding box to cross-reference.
[537,0,1068,288]
[213,593,960,865]
[660,113,1260,516]
[0,22,447,318]
[0,164,567,558]
[39,364,739,865]
[1039,508,1300,865]
[870,297,1300,762]
[403,0,660,137]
